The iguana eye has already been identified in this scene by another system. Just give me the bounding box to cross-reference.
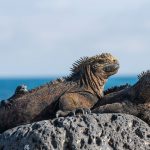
[92,63,100,69]
[113,59,118,64]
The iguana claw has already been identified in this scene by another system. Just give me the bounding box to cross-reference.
[68,108,91,117]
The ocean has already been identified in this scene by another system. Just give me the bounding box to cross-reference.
[0,76,138,100]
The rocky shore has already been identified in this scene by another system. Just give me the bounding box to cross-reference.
[0,113,150,150]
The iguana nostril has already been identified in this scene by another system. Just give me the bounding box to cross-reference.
[114,64,119,69]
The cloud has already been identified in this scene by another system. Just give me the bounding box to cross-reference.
[0,0,150,77]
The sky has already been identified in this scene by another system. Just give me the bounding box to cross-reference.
[0,0,150,77]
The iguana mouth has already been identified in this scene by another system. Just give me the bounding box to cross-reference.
[103,63,120,72]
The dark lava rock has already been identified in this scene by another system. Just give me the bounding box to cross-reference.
[0,113,150,150]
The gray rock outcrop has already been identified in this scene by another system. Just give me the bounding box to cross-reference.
[0,113,150,150]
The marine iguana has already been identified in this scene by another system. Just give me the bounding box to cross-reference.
[0,53,119,133]
[92,70,150,125]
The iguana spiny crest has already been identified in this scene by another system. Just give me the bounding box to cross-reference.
[70,53,119,79]
[137,70,150,80]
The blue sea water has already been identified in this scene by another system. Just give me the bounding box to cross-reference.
[0,76,138,100]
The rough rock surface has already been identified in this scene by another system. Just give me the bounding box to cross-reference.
[0,113,150,150]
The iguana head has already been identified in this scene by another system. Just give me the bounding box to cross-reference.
[71,53,119,79]
[89,53,119,78]
[15,85,28,95]
[69,53,119,97]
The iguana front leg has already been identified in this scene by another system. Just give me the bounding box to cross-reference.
[56,108,91,118]
[56,92,98,117]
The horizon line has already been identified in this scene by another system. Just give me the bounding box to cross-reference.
[0,74,138,79]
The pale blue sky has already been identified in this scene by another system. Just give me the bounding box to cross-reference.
[0,0,150,77]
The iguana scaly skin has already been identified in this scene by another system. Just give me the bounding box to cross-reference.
[0,53,119,133]
[104,84,131,96]
[92,70,150,125]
